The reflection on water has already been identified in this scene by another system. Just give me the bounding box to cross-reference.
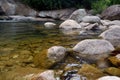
[0,23,79,59]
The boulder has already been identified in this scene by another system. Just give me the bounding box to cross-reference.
[47,46,67,62]
[97,76,120,80]
[99,28,120,47]
[101,5,120,20]
[44,22,56,28]
[73,39,114,67]
[69,9,87,22]
[38,8,76,20]
[15,3,37,17]
[73,39,114,55]
[78,64,105,80]
[82,16,101,23]
[0,0,37,16]
[59,19,81,29]
[1,1,16,15]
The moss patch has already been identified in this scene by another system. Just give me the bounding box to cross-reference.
[108,56,120,67]
[33,49,56,69]
[78,64,105,80]
[105,67,120,76]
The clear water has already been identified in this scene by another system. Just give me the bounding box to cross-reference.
[0,22,100,73]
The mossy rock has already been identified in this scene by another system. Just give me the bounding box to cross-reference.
[78,64,105,80]
[105,67,120,76]
[33,49,56,69]
[108,56,120,67]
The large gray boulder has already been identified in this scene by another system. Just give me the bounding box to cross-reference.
[47,46,67,62]
[101,5,120,20]
[59,19,81,29]
[73,39,114,68]
[73,39,114,55]
[82,16,101,23]
[73,39,115,68]
[99,28,120,47]
[69,9,87,22]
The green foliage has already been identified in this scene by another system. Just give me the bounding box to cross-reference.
[110,0,120,5]
[21,0,120,12]
[92,0,120,14]
[21,0,79,10]
[92,0,111,14]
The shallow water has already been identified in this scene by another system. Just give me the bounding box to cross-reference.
[0,22,100,75]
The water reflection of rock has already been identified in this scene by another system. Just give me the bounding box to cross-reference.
[61,29,81,35]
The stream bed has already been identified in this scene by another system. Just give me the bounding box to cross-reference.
[0,22,102,80]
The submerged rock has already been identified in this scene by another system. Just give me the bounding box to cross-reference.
[0,67,44,80]
[97,76,120,80]
[44,22,56,28]
[47,46,67,62]
[99,28,120,47]
[108,55,120,67]
[33,49,56,69]
[69,9,87,23]
[59,19,81,29]
[105,67,120,76]
[78,64,105,80]
[61,29,81,35]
